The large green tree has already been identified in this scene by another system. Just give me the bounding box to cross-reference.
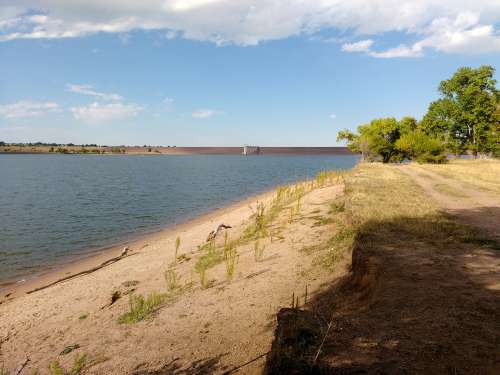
[421,65,499,156]
[337,117,414,163]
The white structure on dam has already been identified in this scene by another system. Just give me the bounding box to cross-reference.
[242,145,261,155]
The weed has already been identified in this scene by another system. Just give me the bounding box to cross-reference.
[295,195,302,215]
[224,243,238,279]
[48,354,88,375]
[48,362,64,375]
[198,267,208,288]
[118,292,166,324]
[78,314,88,320]
[195,248,222,288]
[174,236,181,263]
[329,200,345,214]
[70,354,87,375]
[254,240,265,262]
[164,269,181,291]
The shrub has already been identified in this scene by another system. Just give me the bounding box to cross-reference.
[416,152,448,164]
[396,130,446,162]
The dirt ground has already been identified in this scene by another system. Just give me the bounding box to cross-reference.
[304,163,500,374]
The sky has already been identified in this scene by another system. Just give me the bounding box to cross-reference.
[0,1,499,146]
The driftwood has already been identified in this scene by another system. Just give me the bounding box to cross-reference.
[206,223,232,242]
[26,252,135,295]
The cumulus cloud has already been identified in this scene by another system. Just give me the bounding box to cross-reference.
[66,84,123,101]
[341,39,373,53]
[71,102,143,122]
[0,101,60,118]
[191,109,222,119]
[1,1,500,56]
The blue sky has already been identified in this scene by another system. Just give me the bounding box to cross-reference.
[0,1,499,146]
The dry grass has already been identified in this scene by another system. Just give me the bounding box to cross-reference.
[433,183,469,198]
[418,159,500,194]
[344,163,490,253]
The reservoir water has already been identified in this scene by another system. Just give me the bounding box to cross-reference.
[0,154,358,286]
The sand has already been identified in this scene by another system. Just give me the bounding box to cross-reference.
[0,179,347,374]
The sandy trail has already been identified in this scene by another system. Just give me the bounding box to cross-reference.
[0,180,347,374]
[400,164,500,240]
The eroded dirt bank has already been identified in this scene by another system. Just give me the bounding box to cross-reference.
[266,162,500,374]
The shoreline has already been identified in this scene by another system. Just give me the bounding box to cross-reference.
[0,187,276,303]
[0,146,353,156]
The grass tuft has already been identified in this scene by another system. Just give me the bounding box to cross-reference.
[164,269,181,291]
[48,354,87,375]
[118,292,166,324]
[254,240,265,262]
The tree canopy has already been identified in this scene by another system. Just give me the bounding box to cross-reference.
[338,66,499,163]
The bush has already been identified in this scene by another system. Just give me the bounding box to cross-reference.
[416,152,448,164]
[396,131,447,163]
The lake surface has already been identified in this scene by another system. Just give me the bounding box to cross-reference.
[0,154,359,286]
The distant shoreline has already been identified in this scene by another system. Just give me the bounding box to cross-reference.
[0,146,353,155]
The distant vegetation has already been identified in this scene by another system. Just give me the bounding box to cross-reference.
[338,66,500,163]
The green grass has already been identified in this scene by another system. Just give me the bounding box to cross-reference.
[195,240,223,288]
[254,240,265,262]
[174,236,181,263]
[118,292,167,324]
[48,354,88,375]
[164,269,181,291]
[224,242,238,279]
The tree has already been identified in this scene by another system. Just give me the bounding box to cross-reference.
[422,65,499,156]
[337,117,414,163]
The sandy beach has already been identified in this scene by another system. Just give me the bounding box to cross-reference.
[0,188,278,302]
[0,175,348,374]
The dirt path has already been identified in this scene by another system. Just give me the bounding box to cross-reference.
[400,164,500,240]
[300,164,500,375]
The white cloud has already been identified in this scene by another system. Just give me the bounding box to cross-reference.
[0,101,60,118]
[329,113,337,120]
[66,84,123,101]
[369,44,423,58]
[164,30,177,40]
[342,12,500,58]
[71,102,143,122]
[341,39,373,53]
[1,2,500,56]
[163,97,174,110]
[192,109,221,119]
